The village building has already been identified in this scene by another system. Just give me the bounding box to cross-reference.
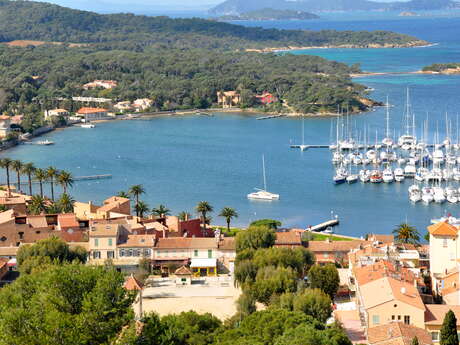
[274,231,305,248]
[133,98,153,112]
[76,107,109,120]
[307,239,368,266]
[425,305,460,343]
[0,115,12,138]
[44,108,69,120]
[74,196,130,220]
[88,223,128,263]
[116,234,156,269]
[0,189,31,214]
[255,92,277,105]
[217,91,241,108]
[367,322,433,345]
[114,101,133,112]
[83,80,118,90]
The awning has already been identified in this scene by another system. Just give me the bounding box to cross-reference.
[7,258,16,267]
[190,258,216,268]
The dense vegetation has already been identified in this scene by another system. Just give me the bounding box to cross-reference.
[0,44,372,124]
[218,8,320,21]
[422,62,460,72]
[0,0,425,50]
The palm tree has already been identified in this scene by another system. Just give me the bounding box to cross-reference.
[46,166,58,201]
[57,170,74,194]
[196,201,213,233]
[393,223,420,245]
[22,162,35,196]
[28,195,48,215]
[135,201,149,218]
[34,168,47,198]
[11,160,23,192]
[178,211,191,222]
[152,204,171,218]
[58,193,75,213]
[129,185,145,217]
[117,191,130,198]
[0,158,13,193]
[219,207,239,232]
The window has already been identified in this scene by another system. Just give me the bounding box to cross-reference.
[208,250,212,258]
[107,251,114,259]
[144,249,151,257]
[431,332,439,342]
[108,238,113,246]
[133,250,140,257]
[127,249,133,257]
[372,315,380,325]
[209,267,215,274]
[443,239,448,248]
[120,249,125,257]
[94,238,99,247]
[93,251,101,259]
[398,315,401,321]
[404,315,410,325]
[391,315,395,320]
[194,250,198,257]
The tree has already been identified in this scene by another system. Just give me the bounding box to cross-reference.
[178,211,191,222]
[219,207,239,232]
[27,195,48,215]
[152,204,171,218]
[0,263,134,345]
[57,170,74,194]
[46,166,58,201]
[22,162,35,196]
[117,191,130,198]
[11,160,23,192]
[129,184,145,217]
[252,247,315,276]
[307,264,340,299]
[274,323,352,345]
[249,219,281,230]
[411,337,419,345]
[196,201,213,234]
[0,158,12,192]
[393,223,420,245]
[58,193,75,213]
[251,266,297,304]
[292,289,332,323]
[34,168,47,197]
[135,201,149,218]
[440,310,459,345]
[236,227,276,252]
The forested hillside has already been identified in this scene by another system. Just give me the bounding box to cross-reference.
[0,0,426,50]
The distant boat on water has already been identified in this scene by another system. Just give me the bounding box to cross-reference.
[248,155,280,201]
[81,124,95,128]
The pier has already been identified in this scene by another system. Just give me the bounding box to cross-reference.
[308,218,340,232]
[256,114,287,120]
[3,174,113,186]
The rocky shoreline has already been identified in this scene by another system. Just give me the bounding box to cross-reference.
[246,40,430,53]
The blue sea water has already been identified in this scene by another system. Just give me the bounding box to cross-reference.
[3,13,460,236]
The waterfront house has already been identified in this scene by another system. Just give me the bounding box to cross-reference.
[367,322,432,345]
[217,91,241,108]
[255,92,277,105]
[424,305,460,343]
[44,108,69,120]
[165,216,204,238]
[114,101,133,112]
[76,107,109,120]
[133,98,153,112]
[0,115,11,138]
[116,234,155,270]
[357,276,425,329]
[275,231,305,248]
[83,80,118,90]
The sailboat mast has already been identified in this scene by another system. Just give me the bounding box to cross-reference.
[386,95,390,138]
[262,155,267,191]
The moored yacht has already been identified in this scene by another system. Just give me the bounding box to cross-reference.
[248,155,280,201]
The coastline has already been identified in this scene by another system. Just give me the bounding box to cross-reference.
[246,40,431,53]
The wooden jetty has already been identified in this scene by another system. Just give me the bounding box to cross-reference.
[8,174,113,186]
[256,114,286,120]
[308,218,339,232]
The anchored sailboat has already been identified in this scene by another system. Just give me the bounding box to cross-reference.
[248,155,280,201]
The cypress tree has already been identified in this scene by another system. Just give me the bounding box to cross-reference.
[411,336,419,345]
[440,310,459,345]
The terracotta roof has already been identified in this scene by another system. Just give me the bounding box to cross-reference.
[156,237,218,249]
[0,246,18,256]
[124,274,143,291]
[118,234,155,248]
[354,261,416,286]
[360,276,424,311]
[58,214,79,228]
[275,231,303,245]
[77,107,108,114]
[308,240,366,253]
[218,237,235,250]
[425,305,460,325]
[27,216,48,228]
[367,323,432,345]
[89,223,119,237]
[369,234,395,244]
[175,265,192,275]
[0,210,15,224]
[427,221,458,236]
[57,229,87,243]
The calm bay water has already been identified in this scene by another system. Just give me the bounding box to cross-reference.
[3,13,460,236]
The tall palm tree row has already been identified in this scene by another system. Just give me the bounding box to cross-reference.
[129,184,145,217]
[219,207,239,232]
[34,168,47,198]
[22,162,35,196]
[57,170,74,195]
[11,160,23,192]
[196,201,213,234]
[46,166,58,201]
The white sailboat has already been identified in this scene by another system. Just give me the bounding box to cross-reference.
[299,116,308,151]
[248,155,280,201]
[382,96,394,147]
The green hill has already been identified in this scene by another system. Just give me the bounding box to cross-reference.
[219,8,320,21]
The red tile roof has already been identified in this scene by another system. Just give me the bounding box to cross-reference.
[367,322,432,345]
[77,107,108,114]
[425,305,460,326]
[124,274,143,291]
[427,221,458,236]
[275,231,303,245]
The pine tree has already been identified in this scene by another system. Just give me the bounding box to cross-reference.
[440,310,459,345]
[411,336,419,345]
